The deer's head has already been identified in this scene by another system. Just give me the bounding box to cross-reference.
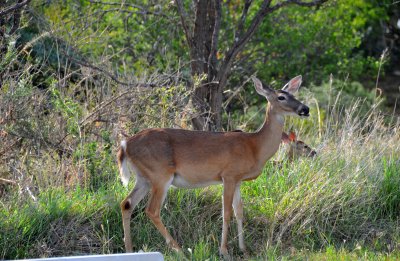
[282,131,317,159]
[251,75,310,118]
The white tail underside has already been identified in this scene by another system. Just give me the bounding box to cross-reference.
[120,140,131,187]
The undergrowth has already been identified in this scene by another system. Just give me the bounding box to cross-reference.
[1,40,400,259]
[2,78,400,260]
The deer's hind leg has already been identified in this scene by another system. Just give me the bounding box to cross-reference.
[145,173,181,251]
[121,174,149,252]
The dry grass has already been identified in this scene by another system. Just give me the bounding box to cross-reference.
[1,41,399,259]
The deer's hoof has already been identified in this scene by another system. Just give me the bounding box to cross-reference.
[219,247,231,260]
[168,240,182,252]
[241,247,249,256]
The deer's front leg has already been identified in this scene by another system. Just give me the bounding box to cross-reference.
[232,184,247,254]
[220,179,237,259]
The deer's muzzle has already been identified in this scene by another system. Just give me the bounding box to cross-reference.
[297,105,310,117]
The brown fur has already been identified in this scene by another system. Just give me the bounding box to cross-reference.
[118,76,310,258]
[282,131,317,160]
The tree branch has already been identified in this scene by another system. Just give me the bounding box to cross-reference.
[175,0,192,48]
[0,0,31,17]
[0,178,17,184]
[8,0,23,35]
[91,8,168,18]
[217,0,272,86]
[89,0,165,16]
[269,0,329,12]
[89,0,145,9]
[218,0,329,87]
[235,0,252,40]
[61,49,154,87]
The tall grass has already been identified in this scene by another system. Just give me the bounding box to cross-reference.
[1,73,400,260]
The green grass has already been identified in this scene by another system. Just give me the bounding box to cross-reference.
[1,86,400,260]
[2,151,400,259]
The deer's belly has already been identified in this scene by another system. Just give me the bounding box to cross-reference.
[171,173,222,189]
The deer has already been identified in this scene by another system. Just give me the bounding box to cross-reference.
[233,130,317,161]
[117,75,310,259]
[281,131,316,161]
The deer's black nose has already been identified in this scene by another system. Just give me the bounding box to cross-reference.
[298,106,310,117]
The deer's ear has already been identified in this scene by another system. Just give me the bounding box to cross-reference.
[251,76,275,99]
[289,131,297,141]
[281,132,290,143]
[282,75,302,94]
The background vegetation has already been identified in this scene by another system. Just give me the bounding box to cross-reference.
[1,0,400,260]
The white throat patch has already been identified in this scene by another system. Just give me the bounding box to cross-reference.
[275,114,285,125]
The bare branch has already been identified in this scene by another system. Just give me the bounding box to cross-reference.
[61,50,154,87]
[235,0,253,40]
[218,0,329,86]
[8,0,23,35]
[217,0,272,86]
[0,138,22,158]
[0,178,17,184]
[89,0,165,16]
[79,89,139,126]
[89,0,145,9]
[175,0,192,48]
[269,0,329,12]
[0,0,31,17]
[91,8,167,17]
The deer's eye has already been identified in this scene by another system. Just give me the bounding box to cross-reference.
[278,96,286,101]
[304,145,309,149]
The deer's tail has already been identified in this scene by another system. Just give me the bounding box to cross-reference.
[117,140,131,187]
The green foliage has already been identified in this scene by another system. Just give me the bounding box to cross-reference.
[310,80,376,109]
[147,84,189,128]
[284,79,379,137]
[2,1,400,260]
[2,82,400,259]
[295,246,400,260]
[38,0,186,75]
[249,0,386,82]
[72,138,117,192]
[33,0,391,87]
[0,187,125,259]
[378,158,400,218]
[0,38,18,74]
[51,85,82,137]
[0,69,55,149]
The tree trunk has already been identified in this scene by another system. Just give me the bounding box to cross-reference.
[176,0,329,131]
[189,0,220,130]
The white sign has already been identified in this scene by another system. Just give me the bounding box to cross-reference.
[17,253,164,261]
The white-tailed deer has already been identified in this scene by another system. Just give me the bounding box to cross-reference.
[234,130,316,161]
[117,76,310,258]
[281,131,316,160]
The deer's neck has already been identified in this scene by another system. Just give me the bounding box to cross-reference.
[254,103,284,162]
